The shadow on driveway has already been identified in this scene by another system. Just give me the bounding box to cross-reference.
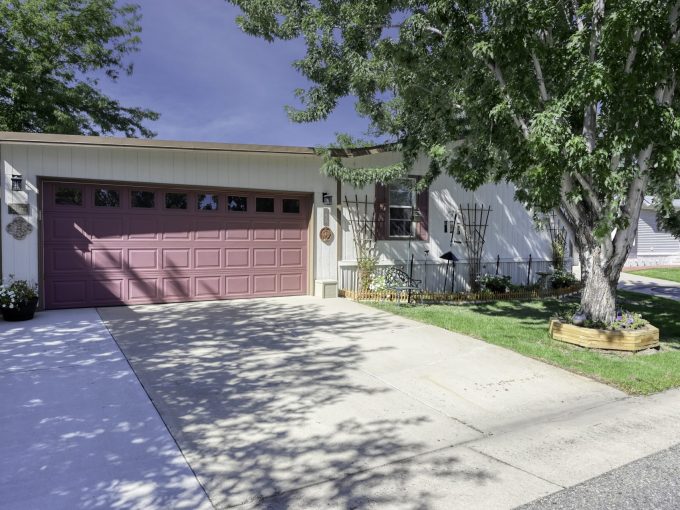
[98,297,489,508]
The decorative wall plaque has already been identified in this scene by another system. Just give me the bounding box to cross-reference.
[8,203,30,216]
[6,216,33,240]
[319,226,333,243]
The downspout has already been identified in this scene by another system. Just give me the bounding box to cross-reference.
[336,177,342,271]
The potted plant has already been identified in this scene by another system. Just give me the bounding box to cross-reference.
[0,276,39,321]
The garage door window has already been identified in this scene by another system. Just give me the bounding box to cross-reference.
[131,190,155,208]
[166,192,188,209]
[282,199,300,214]
[55,187,82,206]
[228,196,247,212]
[198,193,218,211]
[95,189,120,207]
[256,197,275,213]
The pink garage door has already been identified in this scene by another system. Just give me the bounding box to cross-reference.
[42,181,310,309]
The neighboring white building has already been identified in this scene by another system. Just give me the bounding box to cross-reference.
[626,197,680,267]
[1,132,558,309]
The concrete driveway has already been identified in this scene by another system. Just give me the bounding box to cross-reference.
[619,271,680,301]
[98,296,624,509]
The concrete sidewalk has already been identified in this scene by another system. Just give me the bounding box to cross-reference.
[0,309,211,510]
[619,270,680,301]
[271,387,680,509]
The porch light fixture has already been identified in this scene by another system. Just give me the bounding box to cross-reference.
[11,174,23,192]
[322,193,333,205]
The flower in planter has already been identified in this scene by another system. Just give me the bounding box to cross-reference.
[607,311,648,331]
[0,276,39,310]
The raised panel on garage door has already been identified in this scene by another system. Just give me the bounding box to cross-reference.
[42,181,310,308]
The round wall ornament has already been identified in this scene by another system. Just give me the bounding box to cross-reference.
[319,226,333,242]
[6,216,33,241]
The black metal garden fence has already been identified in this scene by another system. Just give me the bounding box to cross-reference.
[339,256,572,293]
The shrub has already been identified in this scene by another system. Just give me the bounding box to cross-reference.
[368,273,387,291]
[550,269,578,289]
[477,274,512,293]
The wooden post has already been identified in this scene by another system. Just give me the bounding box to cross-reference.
[496,254,500,275]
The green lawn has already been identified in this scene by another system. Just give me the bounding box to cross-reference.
[368,291,680,395]
[624,267,680,284]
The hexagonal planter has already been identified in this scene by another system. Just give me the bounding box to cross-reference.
[548,319,660,352]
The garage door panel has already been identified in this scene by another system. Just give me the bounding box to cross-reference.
[129,278,159,301]
[91,249,123,270]
[90,217,124,240]
[49,280,87,306]
[225,275,250,295]
[163,278,191,299]
[43,182,309,308]
[49,248,89,271]
[253,227,277,241]
[128,217,159,240]
[280,273,303,292]
[225,226,249,240]
[129,249,159,270]
[162,249,191,269]
[280,224,304,241]
[162,218,193,240]
[280,248,302,267]
[195,220,223,240]
[48,217,87,241]
[195,249,221,269]
[253,274,277,294]
[91,279,124,302]
[196,277,221,298]
[225,248,250,268]
[253,248,277,267]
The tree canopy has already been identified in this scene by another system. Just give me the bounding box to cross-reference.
[0,0,158,137]
[230,0,680,321]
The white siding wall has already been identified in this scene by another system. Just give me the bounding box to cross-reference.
[637,210,680,255]
[1,142,339,286]
[626,209,680,266]
[339,152,553,266]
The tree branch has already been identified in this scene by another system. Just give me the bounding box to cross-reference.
[486,61,531,138]
[570,0,584,31]
[582,0,604,153]
[671,2,680,40]
[624,28,642,74]
[531,51,550,101]
[573,171,602,214]
[560,174,593,241]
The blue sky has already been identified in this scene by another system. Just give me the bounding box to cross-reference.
[101,0,373,147]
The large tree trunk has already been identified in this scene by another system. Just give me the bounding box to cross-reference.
[579,245,621,323]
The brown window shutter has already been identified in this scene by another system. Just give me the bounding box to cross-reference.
[415,177,429,241]
[374,182,388,240]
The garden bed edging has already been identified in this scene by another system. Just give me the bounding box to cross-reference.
[548,319,660,352]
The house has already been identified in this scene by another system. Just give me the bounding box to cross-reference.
[1,131,561,309]
[625,197,680,267]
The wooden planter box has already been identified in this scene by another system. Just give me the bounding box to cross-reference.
[549,319,659,352]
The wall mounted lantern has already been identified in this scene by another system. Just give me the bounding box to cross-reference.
[11,174,23,191]
[322,192,333,205]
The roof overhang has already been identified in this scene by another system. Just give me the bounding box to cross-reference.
[0,131,396,158]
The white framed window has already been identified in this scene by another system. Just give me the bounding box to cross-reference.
[388,178,415,238]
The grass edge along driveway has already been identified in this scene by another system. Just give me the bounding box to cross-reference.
[624,267,680,284]
[368,291,680,395]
